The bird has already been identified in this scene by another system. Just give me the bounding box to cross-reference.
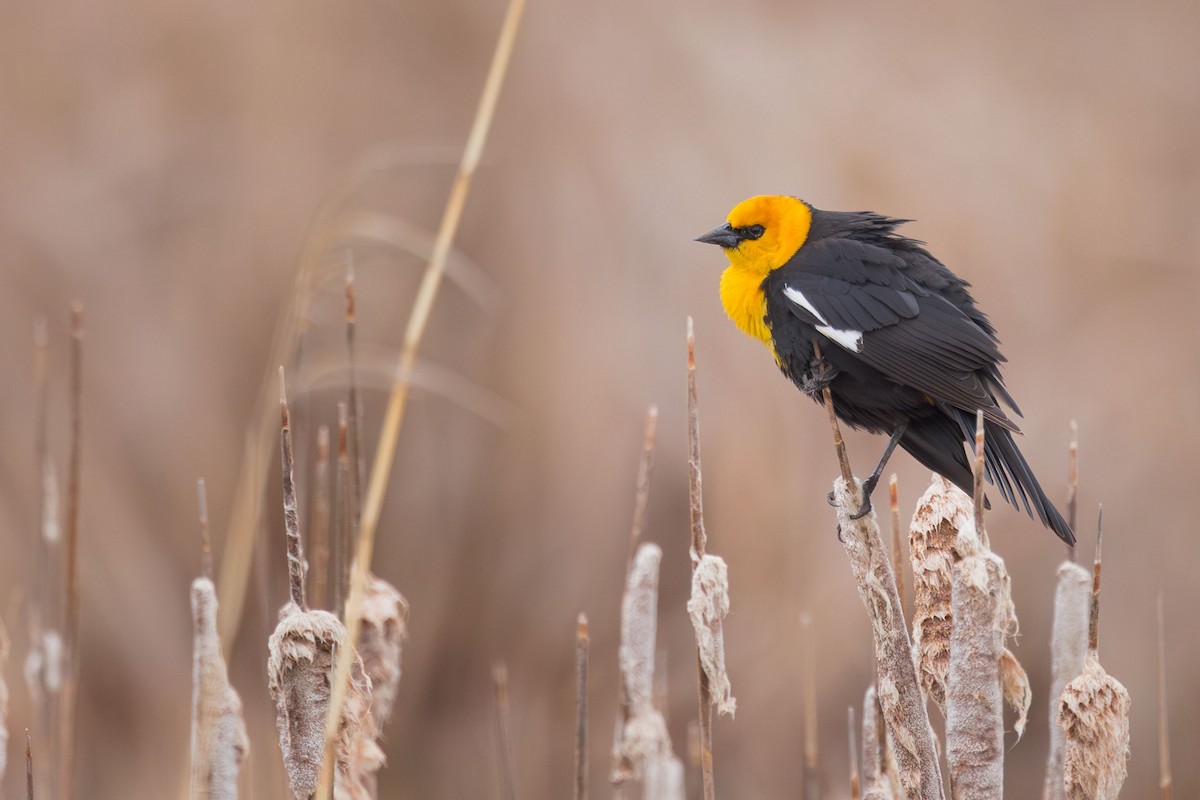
[696,195,1074,545]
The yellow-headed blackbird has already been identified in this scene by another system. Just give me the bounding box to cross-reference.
[697,195,1074,545]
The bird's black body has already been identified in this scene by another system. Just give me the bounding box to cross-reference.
[759,209,1074,544]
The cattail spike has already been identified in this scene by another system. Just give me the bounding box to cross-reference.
[1089,506,1103,654]
[1067,421,1079,562]
[278,368,306,609]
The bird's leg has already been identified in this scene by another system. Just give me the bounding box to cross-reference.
[847,422,908,520]
[800,349,835,396]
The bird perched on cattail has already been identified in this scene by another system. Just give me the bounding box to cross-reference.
[697,195,1074,544]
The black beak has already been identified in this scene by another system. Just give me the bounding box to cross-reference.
[695,223,742,249]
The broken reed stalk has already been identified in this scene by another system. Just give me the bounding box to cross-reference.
[847,707,860,800]
[493,663,518,800]
[1066,421,1078,562]
[800,613,820,800]
[280,370,307,609]
[61,303,83,800]
[26,729,33,800]
[821,388,944,800]
[888,475,906,620]
[1157,591,1172,799]
[311,426,332,610]
[1057,516,1130,800]
[190,483,250,800]
[686,318,715,800]
[576,614,590,800]
[944,414,1004,799]
[316,5,526,794]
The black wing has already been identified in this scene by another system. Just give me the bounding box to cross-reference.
[774,235,1019,430]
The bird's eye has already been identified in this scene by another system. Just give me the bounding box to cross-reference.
[744,224,765,240]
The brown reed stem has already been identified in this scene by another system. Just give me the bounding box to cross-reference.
[888,474,905,620]
[316,5,526,794]
[628,406,658,567]
[493,663,517,800]
[333,403,350,616]
[1089,509,1102,654]
[310,426,331,609]
[26,728,33,800]
[345,264,365,554]
[686,318,715,800]
[1157,591,1172,799]
[801,613,820,800]
[61,303,83,800]
[575,614,590,800]
[1067,421,1078,563]
[848,707,860,800]
[279,368,307,609]
[198,479,213,581]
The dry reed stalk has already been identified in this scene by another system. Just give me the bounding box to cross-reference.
[1042,562,1090,800]
[821,382,943,800]
[1,617,10,785]
[311,426,332,610]
[317,6,526,794]
[1157,591,1172,799]
[888,475,906,621]
[333,404,350,615]
[848,707,860,800]
[27,728,34,800]
[190,570,249,798]
[493,663,518,800]
[345,266,365,546]
[1066,421,1078,562]
[26,318,60,795]
[861,686,898,800]
[576,614,590,800]
[800,613,821,800]
[685,318,723,799]
[612,544,676,786]
[1057,523,1130,800]
[60,303,83,800]
[628,406,658,565]
[280,370,307,609]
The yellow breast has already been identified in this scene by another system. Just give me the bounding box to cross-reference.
[720,264,774,349]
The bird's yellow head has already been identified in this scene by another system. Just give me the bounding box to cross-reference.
[696,195,813,275]
[696,195,814,348]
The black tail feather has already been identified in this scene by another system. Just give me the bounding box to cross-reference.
[899,412,1075,545]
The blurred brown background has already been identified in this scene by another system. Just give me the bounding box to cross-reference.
[2,0,1198,797]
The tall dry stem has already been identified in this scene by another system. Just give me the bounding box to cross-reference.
[800,613,821,800]
[60,303,83,800]
[1042,561,1090,800]
[576,614,590,800]
[493,663,518,800]
[1157,591,1172,799]
[318,6,526,795]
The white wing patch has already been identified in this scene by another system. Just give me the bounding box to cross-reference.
[782,284,864,353]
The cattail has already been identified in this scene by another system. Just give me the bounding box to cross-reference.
[687,555,735,717]
[1057,523,1130,800]
[612,544,675,785]
[908,475,969,712]
[357,575,408,730]
[1043,561,1090,799]
[800,613,822,800]
[190,576,249,799]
